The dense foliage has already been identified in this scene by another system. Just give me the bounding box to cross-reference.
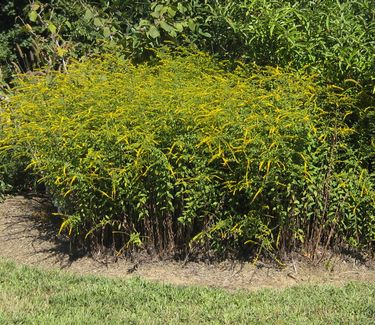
[1,1,374,85]
[2,52,374,257]
[0,0,374,259]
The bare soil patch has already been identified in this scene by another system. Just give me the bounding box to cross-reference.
[0,195,374,291]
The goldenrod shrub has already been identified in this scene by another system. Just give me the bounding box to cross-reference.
[2,51,374,257]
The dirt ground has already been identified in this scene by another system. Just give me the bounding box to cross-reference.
[0,195,374,291]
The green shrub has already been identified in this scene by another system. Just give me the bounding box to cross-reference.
[2,1,374,87]
[0,103,28,198]
[0,105,10,198]
[1,50,374,257]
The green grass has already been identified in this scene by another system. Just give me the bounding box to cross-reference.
[0,258,374,324]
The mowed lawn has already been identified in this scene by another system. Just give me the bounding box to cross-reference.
[0,258,374,324]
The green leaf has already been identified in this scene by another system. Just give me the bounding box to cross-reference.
[138,19,150,27]
[187,19,196,31]
[148,25,160,39]
[199,31,212,38]
[84,9,94,21]
[160,21,174,33]
[29,11,38,22]
[30,3,40,11]
[150,12,160,19]
[177,3,186,14]
[153,4,164,13]
[47,21,57,34]
[167,7,177,18]
[94,17,103,27]
[174,22,184,33]
[103,27,111,38]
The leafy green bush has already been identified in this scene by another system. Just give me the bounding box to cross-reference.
[0,104,9,198]
[205,0,374,85]
[3,1,372,167]
[2,1,374,86]
[0,103,29,198]
[1,51,374,257]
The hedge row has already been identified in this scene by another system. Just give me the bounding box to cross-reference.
[1,51,374,257]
